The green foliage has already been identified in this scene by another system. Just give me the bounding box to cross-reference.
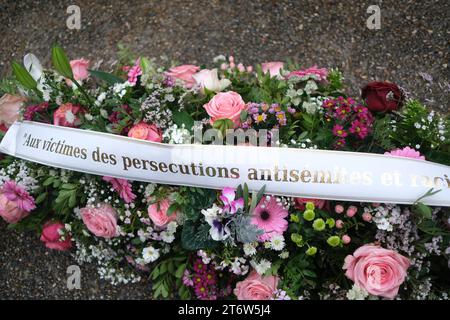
[51,45,73,79]
[230,215,263,243]
[150,255,189,299]
[88,69,124,85]
[11,61,37,90]
[181,220,218,250]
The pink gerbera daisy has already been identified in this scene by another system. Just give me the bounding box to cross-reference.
[384,146,425,160]
[103,176,136,203]
[251,196,288,241]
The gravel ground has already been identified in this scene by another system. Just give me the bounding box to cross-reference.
[0,0,449,299]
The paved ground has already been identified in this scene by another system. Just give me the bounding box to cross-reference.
[0,0,449,299]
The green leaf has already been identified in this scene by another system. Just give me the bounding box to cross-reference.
[175,263,187,279]
[243,183,249,208]
[43,176,54,186]
[35,192,47,204]
[172,110,195,132]
[181,220,218,250]
[413,202,432,219]
[51,45,73,78]
[88,69,124,85]
[11,61,37,90]
[166,203,178,216]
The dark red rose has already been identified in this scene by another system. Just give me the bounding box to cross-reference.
[361,81,404,112]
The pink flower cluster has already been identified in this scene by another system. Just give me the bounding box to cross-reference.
[183,258,220,300]
[287,65,328,82]
[323,97,374,148]
[23,102,49,121]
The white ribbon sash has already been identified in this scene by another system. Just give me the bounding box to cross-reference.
[1,121,449,206]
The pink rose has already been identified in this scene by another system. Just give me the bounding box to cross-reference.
[261,61,284,77]
[128,122,162,142]
[53,103,83,127]
[234,270,279,300]
[165,65,200,88]
[0,181,35,224]
[147,199,177,228]
[203,91,246,126]
[80,203,118,239]
[0,94,26,128]
[70,59,90,81]
[343,244,410,299]
[40,221,72,251]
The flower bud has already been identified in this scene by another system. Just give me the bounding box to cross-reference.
[303,209,315,221]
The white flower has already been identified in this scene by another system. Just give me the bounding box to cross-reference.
[304,80,318,94]
[279,251,289,259]
[161,232,175,243]
[193,69,231,93]
[303,101,318,114]
[201,203,223,225]
[269,235,285,251]
[250,259,271,275]
[142,246,160,263]
[65,110,76,124]
[23,53,43,81]
[243,242,257,256]
[346,284,369,300]
[213,55,226,63]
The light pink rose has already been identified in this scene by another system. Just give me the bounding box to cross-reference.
[53,103,83,127]
[203,91,246,126]
[343,244,410,299]
[234,270,279,300]
[80,203,118,239]
[261,61,284,77]
[70,59,90,81]
[128,122,162,142]
[0,181,35,224]
[147,199,177,228]
[0,94,26,128]
[40,221,72,251]
[165,65,200,88]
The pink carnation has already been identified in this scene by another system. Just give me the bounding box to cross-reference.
[384,146,425,160]
[343,244,410,299]
[287,65,328,82]
[0,181,36,223]
[234,270,279,300]
[103,176,136,203]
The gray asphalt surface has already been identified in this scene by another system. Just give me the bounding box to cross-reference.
[0,0,448,299]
